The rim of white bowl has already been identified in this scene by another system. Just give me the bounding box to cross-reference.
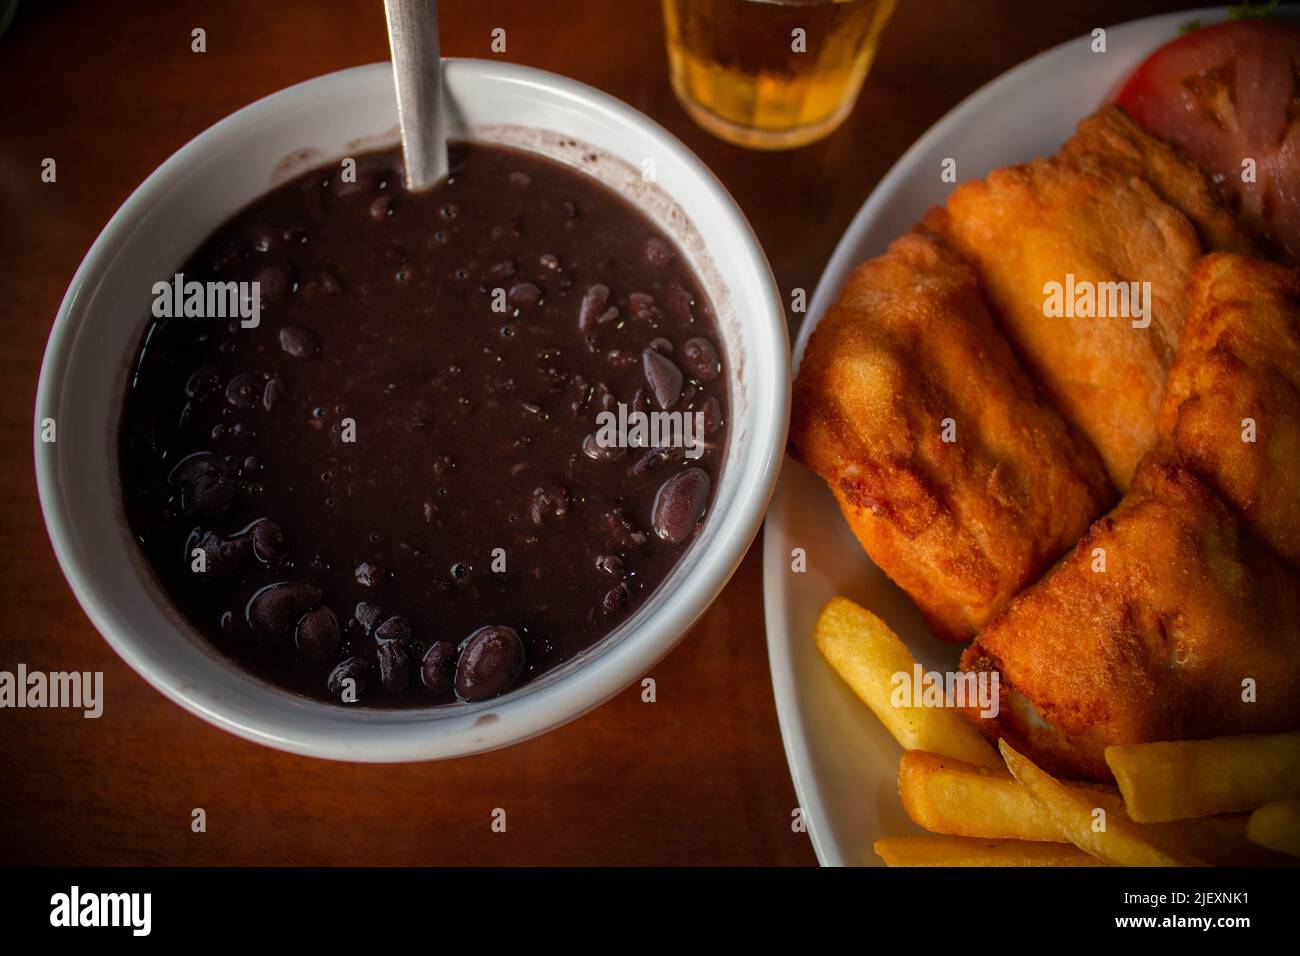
[34,59,790,762]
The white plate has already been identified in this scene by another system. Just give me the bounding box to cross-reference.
[762,7,1245,867]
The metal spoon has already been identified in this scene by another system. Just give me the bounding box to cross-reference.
[383,0,448,191]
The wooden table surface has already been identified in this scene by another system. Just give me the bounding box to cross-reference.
[0,0,1191,866]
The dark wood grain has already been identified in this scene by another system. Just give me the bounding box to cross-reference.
[0,0,1192,865]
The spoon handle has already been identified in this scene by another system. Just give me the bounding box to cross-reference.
[384,0,448,191]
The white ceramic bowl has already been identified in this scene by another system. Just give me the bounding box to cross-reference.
[35,59,788,761]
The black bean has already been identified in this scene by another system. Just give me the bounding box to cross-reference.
[262,374,286,410]
[189,530,249,575]
[602,507,647,549]
[197,475,239,516]
[529,484,569,525]
[295,606,341,660]
[628,446,673,476]
[377,637,410,694]
[331,165,380,196]
[644,237,675,268]
[254,261,294,301]
[225,372,261,410]
[327,656,368,701]
[627,292,655,320]
[375,615,411,644]
[488,259,516,281]
[651,468,711,544]
[601,583,629,614]
[246,581,322,638]
[168,455,214,488]
[642,348,684,409]
[605,349,637,371]
[455,626,525,702]
[699,395,723,435]
[168,452,238,516]
[507,282,541,309]
[682,337,720,381]
[664,281,693,322]
[590,382,616,411]
[354,562,385,588]
[578,283,617,333]
[250,519,285,563]
[279,325,319,359]
[582,432,626,462]
[355,602,383,635]
[420,641,457,694]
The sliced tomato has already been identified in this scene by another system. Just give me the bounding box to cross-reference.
[1114,19,1300,263]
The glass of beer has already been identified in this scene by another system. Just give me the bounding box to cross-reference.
[661,0,896,150]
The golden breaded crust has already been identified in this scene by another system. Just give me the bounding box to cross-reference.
[926,153,1201,489]
[962,458,1300,781]
[1158,253,1300,567]
[790,230,1115,642]
[1061,106,1260,257]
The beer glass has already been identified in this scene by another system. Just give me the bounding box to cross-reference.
[661,0,897,150]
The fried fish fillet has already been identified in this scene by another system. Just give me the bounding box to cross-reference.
[1158,254,1300,567]
[961,457,1300,781]
[790,230,1115,642]
[927,141,1202,490]
[1060,106,1260,257]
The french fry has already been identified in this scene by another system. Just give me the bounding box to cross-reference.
[900,750,1103,842]
[874,835,1102,867]
[899,751,1277,865]
[999,739,1203,866]
[814,597,1000,767]
[1247,800,1300,857]
[1106,732,1300,822]
[816,597,1293,867]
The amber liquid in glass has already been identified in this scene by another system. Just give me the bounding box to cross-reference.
[662,0,896,150]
